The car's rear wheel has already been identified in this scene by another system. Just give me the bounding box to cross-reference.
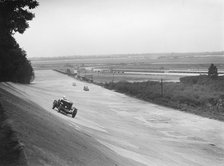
[72,108,77,118]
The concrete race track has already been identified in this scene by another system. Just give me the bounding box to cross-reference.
[1,70,224,166]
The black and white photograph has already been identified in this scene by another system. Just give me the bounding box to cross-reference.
[0,0,224,165]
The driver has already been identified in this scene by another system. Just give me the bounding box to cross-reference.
[58,96,66,104]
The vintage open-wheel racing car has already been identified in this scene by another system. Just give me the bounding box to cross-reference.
[52,99,77,118]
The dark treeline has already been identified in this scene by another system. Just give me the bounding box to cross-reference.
[0,0,38,84]
[0,35,34,83]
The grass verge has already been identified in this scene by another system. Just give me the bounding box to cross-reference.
[104,75,224,121]
[0,103,27,166]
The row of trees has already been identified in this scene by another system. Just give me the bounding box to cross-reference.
[0,0,38,84]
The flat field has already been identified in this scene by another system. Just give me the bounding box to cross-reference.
[31,54,224,83]
[79,72,184,83]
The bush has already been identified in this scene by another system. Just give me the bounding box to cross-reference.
[208,63,218,79]
[0,46,34,84]
[180,76,198,84]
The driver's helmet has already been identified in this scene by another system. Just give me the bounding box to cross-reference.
[62,96,66,100]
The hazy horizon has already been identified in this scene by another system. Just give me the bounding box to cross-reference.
[15,0,224,58]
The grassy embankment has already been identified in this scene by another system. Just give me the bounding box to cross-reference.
[0,103,27,166]
[104,75,224,121]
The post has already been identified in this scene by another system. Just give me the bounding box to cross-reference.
[161,78,163,97]
[112,72,115,82]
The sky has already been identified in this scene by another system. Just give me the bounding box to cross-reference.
[15,0,224,57]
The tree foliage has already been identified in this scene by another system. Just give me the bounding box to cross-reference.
[208,63,218,79]
[0,0,38,84]
[0,0,38,34]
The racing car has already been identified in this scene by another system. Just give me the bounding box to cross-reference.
[52,98,77,118]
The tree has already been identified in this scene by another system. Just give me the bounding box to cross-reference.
[208,63,218,79]
[0,0,38,33]
[0,0,38,84]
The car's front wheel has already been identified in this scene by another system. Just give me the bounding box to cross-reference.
[58,105,62,112]
[52,100,57,109]
[72,108,77,118]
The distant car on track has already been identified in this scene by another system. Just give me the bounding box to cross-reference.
[83,86,89,91]
[52,99,77,118]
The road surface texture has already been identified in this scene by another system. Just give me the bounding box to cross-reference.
[0,70,224,166]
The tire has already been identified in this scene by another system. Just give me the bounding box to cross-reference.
[58,105,62,112]
[72,108,77,118]
[52,100,57,109]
